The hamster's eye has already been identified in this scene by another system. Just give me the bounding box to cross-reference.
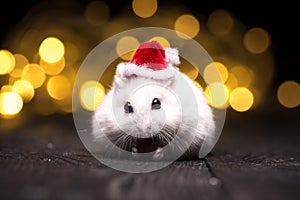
[151,98,161,110]
[124,101,133,113]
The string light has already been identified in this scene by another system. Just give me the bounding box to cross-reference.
[39,37,65,63]
[205,82,229,109]
[80,81,105,111]
[149,37,170,48]
[230,66,252,87]
[116,36,140,60]
[204,62,228,84]
[243,27,271,54]
[1,85,13,93]
[40,56,65,75]
[0,50,15,75]
[47,75,72,100]
[277,81,300,108]
[175,14,200,39]
[21,64,46,89]
[132,0,158,18]
[230,87,254,112]
[10,54,29,78]
[12,80,35,102]
[0,92,23,116]
[225,73,238,90]
[0,2,278,116]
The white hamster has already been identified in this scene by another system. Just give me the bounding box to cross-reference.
[92,41,215,160]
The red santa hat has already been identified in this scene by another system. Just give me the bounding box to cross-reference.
[116,40,180,80]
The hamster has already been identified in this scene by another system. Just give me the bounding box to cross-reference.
[91,41,215,160]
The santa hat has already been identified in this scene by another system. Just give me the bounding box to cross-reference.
[116,41,180,80]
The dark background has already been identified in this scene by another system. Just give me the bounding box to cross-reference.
[0,1,299,200]
[0,0,299,86]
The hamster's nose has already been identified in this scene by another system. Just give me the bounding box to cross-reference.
[139,122,151,133]
[134,113,151,134]
[135,118,151,134]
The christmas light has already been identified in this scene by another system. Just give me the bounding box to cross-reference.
[205,82,229,109]
[0,92,23,116]
[10,54,29,78]
[149,37,170,48]
[0,50,15,75]
[12,80,35,102]
[175,14,200,39]
[116,36,140,61]
[39,37,65,63]
[243,27,271,54]
[132,0,158,18]
[21,64,46,89]
[40,56,65,75]
[47,75,72,100]
[230,87,254,112]
[230,66,253,87]
[204,62,228,84]
[277,81,300,108]
[80,81,105,111]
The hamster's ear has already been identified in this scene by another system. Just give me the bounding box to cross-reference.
[113,75,122,88]
[113,62,128,89]
[113,75,125,89]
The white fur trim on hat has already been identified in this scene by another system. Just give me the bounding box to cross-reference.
[116,62,178,80]
[165,48,180,67]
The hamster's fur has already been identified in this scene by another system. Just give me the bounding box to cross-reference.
[92,70,216,160]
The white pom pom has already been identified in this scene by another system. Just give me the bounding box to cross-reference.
[165,48,180,67]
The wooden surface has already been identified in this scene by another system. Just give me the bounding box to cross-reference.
[0,100,299,200]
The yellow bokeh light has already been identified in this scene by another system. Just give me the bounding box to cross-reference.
[21,64,46,88]
[149,37,170,48]
[12,80,35,102]
[175,14,200,39]
[40,56,65,75]
[116,36,140,60]
[225,73,238,90]
[47,75,72,100]
[204,62,228,84]
[208,9,234,36]
[277,80,300,108]
[0,92,23,115]
[1,85,13,93]
[243,27,271,54]
[8,76,18,85]
[132,0,158,18]
[230,66,252,87]
[10,54,29,78]
[205,82,229,109]
[80,81,105,111]
[85,1,110,26]
[39,37,65,63]
[230,87,254,112]
[0,50,15,75]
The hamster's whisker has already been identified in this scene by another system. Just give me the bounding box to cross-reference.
[102,124,185,154]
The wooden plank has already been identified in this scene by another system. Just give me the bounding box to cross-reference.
[0,114,227,200]
[0,149,227,200]
[206,153,300,200]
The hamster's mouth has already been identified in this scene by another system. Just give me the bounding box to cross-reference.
[106,125,177,154]
[132,137,160,153]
